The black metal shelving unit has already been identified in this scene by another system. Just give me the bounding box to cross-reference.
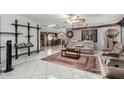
[37,24,40,53]
[12,19,41,59]
[27,23,31,56]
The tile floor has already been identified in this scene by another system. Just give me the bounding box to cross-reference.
[0,45,104,79]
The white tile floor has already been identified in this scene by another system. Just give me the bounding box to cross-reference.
[0,45,104,79]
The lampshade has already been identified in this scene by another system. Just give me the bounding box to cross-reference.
[105,28,119,38]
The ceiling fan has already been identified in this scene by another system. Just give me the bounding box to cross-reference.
[66,14,88,27]
[43,14,88,29]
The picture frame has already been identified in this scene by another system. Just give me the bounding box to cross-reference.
[82,29,97,42]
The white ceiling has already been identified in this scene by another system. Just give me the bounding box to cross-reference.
[19,14,124,33]
[21,14,124,32]
[21,14,124,27]
[21,14,66,25]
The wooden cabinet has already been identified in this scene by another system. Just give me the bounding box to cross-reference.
[48,39,61,46]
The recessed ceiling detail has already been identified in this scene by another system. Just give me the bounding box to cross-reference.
[20,14,124,28]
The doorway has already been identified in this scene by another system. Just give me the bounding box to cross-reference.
[40,32,45,50]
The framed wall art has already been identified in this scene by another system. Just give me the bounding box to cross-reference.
[82,29,97,42]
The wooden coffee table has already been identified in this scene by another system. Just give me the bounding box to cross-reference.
[61,48,81,59]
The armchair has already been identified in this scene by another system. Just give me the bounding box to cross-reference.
[105,57,124,79]
[101,42,124,79]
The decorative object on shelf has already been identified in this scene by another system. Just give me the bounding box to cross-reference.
[105,28,119,38]
[15,43,26,49]
[82,29,97,42]
[67,31,74,38]
[25,42,34,47]
[15,42,34,49]
[105,28,119,48]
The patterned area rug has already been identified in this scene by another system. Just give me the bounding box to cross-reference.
[42,52,101,75]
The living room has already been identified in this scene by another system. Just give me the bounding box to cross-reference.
[1,0,124,93]
[0,14,124,80]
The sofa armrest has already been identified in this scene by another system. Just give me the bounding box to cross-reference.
[106,59,124,70]
[109,58,124,62]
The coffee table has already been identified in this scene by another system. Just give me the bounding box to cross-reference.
[61,48,81,59]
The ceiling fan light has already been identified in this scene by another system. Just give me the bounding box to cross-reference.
[72,16,77,20]
[48,24,56,27]
[67,19,72,24]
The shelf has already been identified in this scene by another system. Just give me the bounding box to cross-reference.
[16,43,34,49]
[12,50,37,58]
[11,24,41,29]
[0,46,5,48]
[11,23,28,28]
[0,32,23,35]
[25,35,33,37]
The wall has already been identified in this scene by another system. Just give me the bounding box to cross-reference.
[71,26,121,50]
[0,14,40,65]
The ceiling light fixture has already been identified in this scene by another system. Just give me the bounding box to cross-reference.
[48,24,56,27]
[66,14,87,27]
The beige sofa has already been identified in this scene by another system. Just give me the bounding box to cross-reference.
[101,42,124,79]
[66,40,94,54]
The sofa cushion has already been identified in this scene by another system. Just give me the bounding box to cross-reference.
[82,40,94,48]
[75,42,84,47]
[66,40,94,54]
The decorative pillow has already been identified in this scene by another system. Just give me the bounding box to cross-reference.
[83,40,94,47]
[113,43,123,50]
[112,43,123,55]
[71,40,78,43]
[75,42,84,47]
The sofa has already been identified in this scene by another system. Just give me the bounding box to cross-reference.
[101,42,124,79]
[66,40,94,54]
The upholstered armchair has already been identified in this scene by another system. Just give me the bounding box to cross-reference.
[101,42,124,79]
[105,57,124,79]
[102,42,124,57]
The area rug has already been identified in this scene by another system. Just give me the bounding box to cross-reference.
[42,52,101,75]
